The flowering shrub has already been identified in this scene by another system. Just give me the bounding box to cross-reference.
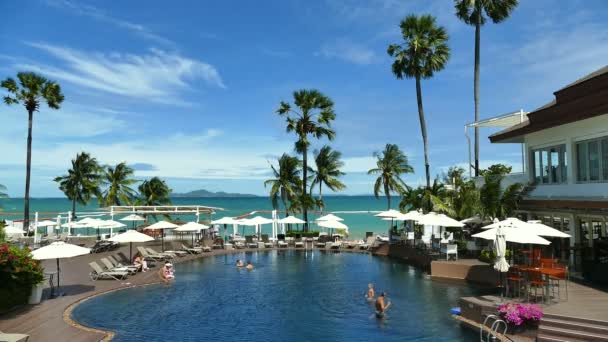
[498,303,543,326]
[0,243,45,311]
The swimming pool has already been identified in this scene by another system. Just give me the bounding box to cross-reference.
[72,251,482,341]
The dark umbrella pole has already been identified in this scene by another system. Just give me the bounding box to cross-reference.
[129,242,133,261]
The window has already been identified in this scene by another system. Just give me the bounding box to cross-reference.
[531,144,567,184]
[576,136,608,183]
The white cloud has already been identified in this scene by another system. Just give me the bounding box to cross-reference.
[341,156,378,173]
[44,0,173,46]
[317,39,378,65]
[18,43,225,105]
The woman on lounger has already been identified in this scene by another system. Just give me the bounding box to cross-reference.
[133,252,148,272]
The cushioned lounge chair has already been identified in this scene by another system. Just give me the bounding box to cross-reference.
[0,330,29,342]
[137,246,170,261]
[89,261,129,281]
[294,234,304,248]
[245,236,258,249]
[277,234,288,248]
[181,244,202,254]
[262,234,274,248]
[100,257,138,274]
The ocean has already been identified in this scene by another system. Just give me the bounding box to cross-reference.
[0,196,397,239]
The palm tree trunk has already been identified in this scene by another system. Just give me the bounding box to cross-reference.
[72,198,76,220]
[474,8,481,177]
[302,145,308,232]
[23,110,33,230]
[415,76,431,189]
[319,182,323,215]
[384,182,391,209]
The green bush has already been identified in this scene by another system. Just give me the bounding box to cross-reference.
[478,249,512,264]
[0,243,44,311]
[286,231,320,238]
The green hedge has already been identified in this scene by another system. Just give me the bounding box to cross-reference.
[285,231,320,238]
[0,243,44,312]
[478,249,512,264]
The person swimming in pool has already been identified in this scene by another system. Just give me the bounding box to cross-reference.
[366,283,375,301]
[246,261,254,270]
[159,262,175,282]
[375,292,391,318]
[236,259,244,267]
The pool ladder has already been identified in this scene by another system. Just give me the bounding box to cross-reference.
[480,315,508,342]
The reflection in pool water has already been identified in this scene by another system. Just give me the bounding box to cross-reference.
[73,251,482,341]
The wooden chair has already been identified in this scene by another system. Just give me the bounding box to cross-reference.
[506,267,525,298]
[527,270,546,303]
[549,264,569,301]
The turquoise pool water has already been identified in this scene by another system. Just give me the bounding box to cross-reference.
[72,251,482,341]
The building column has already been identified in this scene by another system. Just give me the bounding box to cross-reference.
[566,137,575,184]
[568,213,577,270]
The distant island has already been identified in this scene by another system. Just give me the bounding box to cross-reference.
[171,189,258,198]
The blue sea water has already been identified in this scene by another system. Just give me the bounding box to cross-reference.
[0,196,398,239]
[72,251,481,341]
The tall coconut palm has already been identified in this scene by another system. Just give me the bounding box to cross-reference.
[388,15,450,189]
[309,146,346,213]
[2,72,64,228]
[102,162,138,207]
[368,144,414,209]
[264,154,301,218]
[479,164,522,219]
[454,0,518,176]
[54,152,102,219]
[138,177,172,221]
[277,89,336,231]
[0,184,7,198]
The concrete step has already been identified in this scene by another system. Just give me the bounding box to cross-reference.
[543,313,608,327]
[536,333,587,342]
[538,325,608,341]
[541,317,608,336]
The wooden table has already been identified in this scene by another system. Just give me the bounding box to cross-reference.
[515,266,566,303]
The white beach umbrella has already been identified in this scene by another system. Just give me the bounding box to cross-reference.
[145,221,178,251]
[472,227,551,245]
[211,217,237,225]
[526,220,571,238]
[78,217,103,225]
[99,220,127,238]
[317,220,348,230]
[418,212,464,227]
[109,230,154,260]
[374,209,402,218]
[242,216,273,237]
[175,222,209,246]
[398,210,424,221]
[494,227,509,301]
[36,220,58,227]
[482,217,529,230]
[121,214,145,230]
[278,216,306,224]
[3,225,25,238]
[460,215,483,224]
[31,241,90,295]
[316,214,344,222]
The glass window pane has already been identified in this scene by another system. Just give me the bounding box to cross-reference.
[560,145,568,183]
[541,150,549,183]
[602,139,608,181]
[589,140,600,181]
[550,147,559,183]
[577,143,588,182]
[534,150,541,184]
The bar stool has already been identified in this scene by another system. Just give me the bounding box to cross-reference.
[527,270,546,303]
[549,264,568,301]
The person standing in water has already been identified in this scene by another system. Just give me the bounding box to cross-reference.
[375,292,391,318]
[366,283,375,300]
[246,261,254,270]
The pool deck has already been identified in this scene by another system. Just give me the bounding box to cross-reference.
[0,243,368,341]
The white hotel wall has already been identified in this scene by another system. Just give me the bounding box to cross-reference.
[524,113,608,199]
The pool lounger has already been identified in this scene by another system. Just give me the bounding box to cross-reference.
[89,261,129,281]
[100,257,138,274]
[0,330,29,342]
[137,246,171,261]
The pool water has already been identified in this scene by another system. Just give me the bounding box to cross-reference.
[73,251,483,341]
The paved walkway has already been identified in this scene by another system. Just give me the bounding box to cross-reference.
[544,280,608,321]
[0,242,367,341]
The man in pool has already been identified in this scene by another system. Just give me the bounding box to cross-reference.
[246,261,254,270]
[375,292,391,318]
[366,283,375,300]
[236,259,244,267]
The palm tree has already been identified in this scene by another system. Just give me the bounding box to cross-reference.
[138,177,172,221]
[368,144,414,209]
[454,0,518,176]
[277,89,336,231]
[54,152,102,219]
[102,162,138,207]
[388,15,450,189]
[0,184,7,198]
[2,72,64,229]
[264,154,301,218]
[309,146,346,213]
[479,166,522,219]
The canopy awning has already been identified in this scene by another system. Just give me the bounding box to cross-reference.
[465,110,528,128]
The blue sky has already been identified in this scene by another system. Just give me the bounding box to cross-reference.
[1,0,607,197]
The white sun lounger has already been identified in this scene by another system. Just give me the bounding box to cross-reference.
[100,258,137,274]
[89,262,129,281]
[0,330,29,342]
[137,246,169,261]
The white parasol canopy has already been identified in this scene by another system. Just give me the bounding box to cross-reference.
[121,214,145,222]
[78,217,103,225]
[526,220,571,238]
[145,220,178,230]
[243,216,273,225]
[211,217,238,225]
[460,215,484,224]
[4,225,25,236]
[316,214,344,221]
[397,210,424,221]
[175,222,209,232]
[109,230,154,259]
[31,241,91,295]
[36,220,58,227]
[417,212,464,227]
[374,209,402,218]
[472,226,551,245]
[317,220,348,230]
[482,217,528,230]
[278,216,306,224]
[61,221,86,228]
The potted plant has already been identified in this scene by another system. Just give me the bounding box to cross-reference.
[0,243,45,309]
[498,303,543,333]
